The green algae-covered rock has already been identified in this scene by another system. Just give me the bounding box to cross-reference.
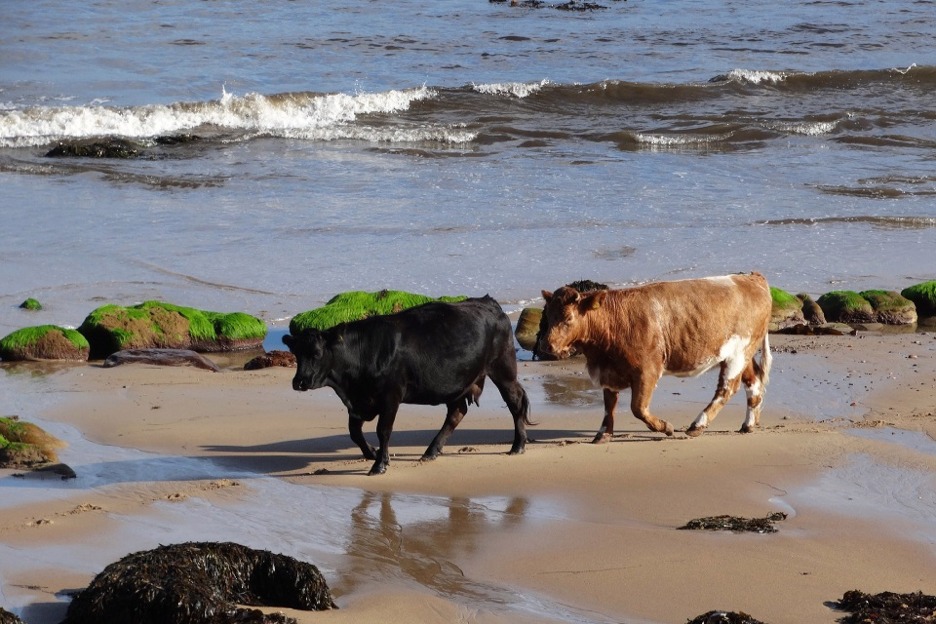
[859,290,917,325]
[19,298,42,311]
[0,325,90,361]
[514,307,543,352]
[78,301,266,360]
[817,290,875,324]
[289,290,467,334]
[0,416,65,467]
[769,287,805,331]
[901,281,936,318]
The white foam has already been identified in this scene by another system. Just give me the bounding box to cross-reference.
[724,69,789,85]
[471,79,550,99]
[0,86,442,148]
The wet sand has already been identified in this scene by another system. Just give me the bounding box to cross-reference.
[1,331,935,624]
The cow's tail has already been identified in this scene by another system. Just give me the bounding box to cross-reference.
[759,331,773,387]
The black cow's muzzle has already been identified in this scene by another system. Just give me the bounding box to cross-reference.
[292,378,309,392]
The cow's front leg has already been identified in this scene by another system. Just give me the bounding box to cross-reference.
[369,407,399,475]
[593,388,619,443]
[348,415,377,460]
[630,373,674,437]
[423,398,468,462]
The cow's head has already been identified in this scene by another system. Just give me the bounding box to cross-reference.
[538,286,607,359]
[282,331,329,392]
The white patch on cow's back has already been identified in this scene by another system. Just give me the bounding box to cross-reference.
[702,275,736,287]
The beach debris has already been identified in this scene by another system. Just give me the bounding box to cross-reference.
[0,325,90,362]
[79,301,266,359]
[678,512,788,534]
[0,416,66,469]
[61,541,337,624]
[244,349,296,370]
[0,606,27,624]
[686,611,768,624]
[835,589,936,623]
[103,348,222,372]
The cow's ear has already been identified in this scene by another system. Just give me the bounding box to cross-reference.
[581,290,606,312]
[282,334,295,348]
[542,290,553,302]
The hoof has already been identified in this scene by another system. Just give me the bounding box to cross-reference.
[685,424,706,438]
[738,424,754,434]
[419,453,439,462]
[591,431,613,444]
[508,445,525,456]
[367,461,388,476]
[662,422,675,437]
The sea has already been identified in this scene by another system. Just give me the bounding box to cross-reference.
[2,0,935,340]
[1,1,936,621]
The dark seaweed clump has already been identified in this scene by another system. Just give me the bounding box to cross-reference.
[686,611,768,624]
[0,606,27,624]
[836,590,936,623]
[62,541,336,624]
[678,513,788,534]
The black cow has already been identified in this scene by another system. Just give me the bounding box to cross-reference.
[282,295,532,475]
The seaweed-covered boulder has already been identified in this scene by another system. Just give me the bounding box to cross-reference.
[514,307,543,352]
[289,290,466,334]
[78,301,266,360]
[0,606,27,624]
[769,287,805,331]
[244,350,296,370]
[62,541,337,624]
[796,293,826,325]
[19,298,42,311]
[0,325,90,361]
[0,416,66,468]
[901,281,936,319]
[817,290,875,324]
[859,290,917,325]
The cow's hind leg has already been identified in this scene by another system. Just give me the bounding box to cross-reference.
[630,373,675,437]
[422,397,469,462]
[348,416,377,461]
[491,378,531,455]
[740,359,765,433]
[370,406,400,475]
[686,360,744,438]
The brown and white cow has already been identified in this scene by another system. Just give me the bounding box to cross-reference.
[538,272,773,441]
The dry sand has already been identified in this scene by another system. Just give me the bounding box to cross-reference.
[1,330,935,624]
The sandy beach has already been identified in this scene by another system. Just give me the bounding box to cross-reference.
[2,330,935,624]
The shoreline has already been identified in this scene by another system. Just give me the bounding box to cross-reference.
[1,331,935,624]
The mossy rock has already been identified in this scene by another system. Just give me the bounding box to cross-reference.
[769,287,805,331]
[859,290,917,325]
[901,281,936,318]
[817,290,875,323]
[0,416,66,468]
[514,307,543,352]
[78,301,266,360]
[19,298,42,311]
[289,290,467,334]
[0,325,90,361]
[796,293,827,325]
